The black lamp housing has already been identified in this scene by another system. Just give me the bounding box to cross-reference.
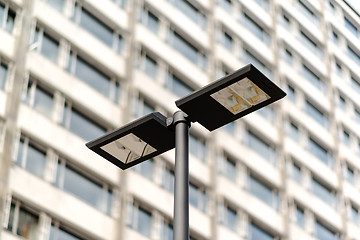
[86,112,175,170]
[175,64,286,131]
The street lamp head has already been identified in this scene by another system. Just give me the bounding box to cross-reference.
[175,64,286,131]
[86,112,175,170]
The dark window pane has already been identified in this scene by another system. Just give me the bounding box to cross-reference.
[75,56,111,97]
[7,203,15,232]
[25,143,47,178]
[63,166,104,210]
[315,221,338,240]
[79,8,113,46]
[250,223,274,240]
[5,8,16,33]
[34,85,53,118]
[0,63,8,89]
[225,206,237,231]
[137,207,152,236]
[41,33,59,63]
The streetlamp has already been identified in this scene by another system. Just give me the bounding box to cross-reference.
[86,64,286,240]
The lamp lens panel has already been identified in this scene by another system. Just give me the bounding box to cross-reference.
[210,77,270,115]
[100,133,157,164]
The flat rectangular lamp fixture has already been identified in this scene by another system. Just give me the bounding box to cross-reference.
[175,64,286,131]
[86,112,175,170]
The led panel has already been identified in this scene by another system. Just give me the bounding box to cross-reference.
[86,112,175,170]
[175,64,286,131]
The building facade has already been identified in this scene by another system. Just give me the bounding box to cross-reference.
[0,0,360,239]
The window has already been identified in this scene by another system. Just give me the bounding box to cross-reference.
[49,224,86,240]
[286,84,295,102]
[67,51,121,103]
[128,204,153,237]
[344,16,359,38]
[354,108,360,124]
[295,206,305,228]
[189,182,207,212]
[288,121,300,141]
[162,166,175,193]
[132,96,156,118]
[217,0,232,13]
[223,205,237,231]
[112,0,127,9]
[0,61,8,90]
[61,103,107,141]
[249,174,280,210]
[46,0,66,12]
[351,76,360,95]
[305,100,329,128]
[134,159,154,180]
[246,130,277,165]
[165,73,193,98]
[221,30,233,51]
[242,13,271,45]
[222,155,237,182]
[141,52,158,79]
[314,221,339,240]
[244,50,272,79]
[250,222,275,240]
[297,0,320,26]
[168,0,207,29]
[0,2,16,33]
[140,7,159,33]
[349,204,359,225]
[189,133,207,162]
[55,159,113,214]
[73,4,112,47]
[167,30,207,70]
[254,0,269,11]
[282,48,293,64]
[5,201,39,239]
[15,136,47,178]
[337,94,346,109]
[32,27,60,63]
[342,129,350,146]
[347,45,360,65]
[308,138,333,167]
[257,106,276,123]
[161,222,173,240]
[22,77,54,119]
[299,31,323,58]
[302,65,326,92]
[345,165,355,184]
[312,178,337,207]
[291,162,302,183]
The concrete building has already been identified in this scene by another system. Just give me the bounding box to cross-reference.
[0,0,360,239]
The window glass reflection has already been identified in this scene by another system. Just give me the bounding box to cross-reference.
[250,223,274,240]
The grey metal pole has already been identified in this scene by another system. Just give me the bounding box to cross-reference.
[172,111,190,240]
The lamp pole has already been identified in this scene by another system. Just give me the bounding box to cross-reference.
[168,111,191,240]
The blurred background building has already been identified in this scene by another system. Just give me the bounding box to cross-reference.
[0,0,360,239]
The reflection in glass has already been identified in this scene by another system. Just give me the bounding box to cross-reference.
[17,207,39,239]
